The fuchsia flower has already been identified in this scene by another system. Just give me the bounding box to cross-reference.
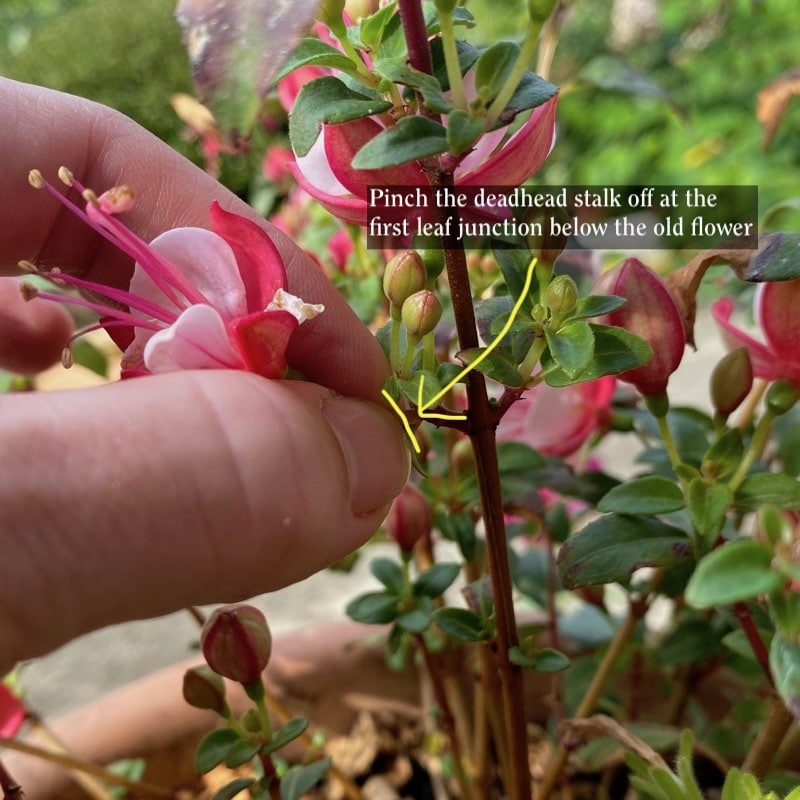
[712,279,800,389]
[25,168,323,379]
[0,683,25,737]
[291,96,558,225]
[497,377,615,458]
[594,258,686,397]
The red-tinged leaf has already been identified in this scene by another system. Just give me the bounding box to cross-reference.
[175,0,323,140]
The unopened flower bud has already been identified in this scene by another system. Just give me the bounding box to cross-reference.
[451,438,475,476]
[710,347,753,418]
[385,483,431,551]
[545,275,578,320]
[201,604,272,686]
[383,251,426,308]
[182,664,228,714]
[767,380,800,416]
[401,290,442,339]
[594,258,686,396]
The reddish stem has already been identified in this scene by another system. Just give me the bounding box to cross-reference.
[396,0,434,75]
[734,601,774,688]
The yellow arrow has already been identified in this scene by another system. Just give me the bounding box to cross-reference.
[384,256,537,454]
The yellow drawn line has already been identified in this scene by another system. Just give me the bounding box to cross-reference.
[385,255,538,453]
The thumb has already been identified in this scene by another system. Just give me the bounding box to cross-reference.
[0,371,410,671]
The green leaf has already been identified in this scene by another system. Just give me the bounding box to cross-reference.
[373,58,452,114]
[734,472,800,511]
[721,628,772,662]
[345,591,399,624]
[280,758,332,800]
[370,557,404,594]
[543,323,652,387]
[687,478,731,537]
[396,370,441,409]
[655,618,722,667]
[457,346,524,387]
[578,55,671,100]
[264,717,309,755]
[569,294,626,321]
[770,633,800,718]
[597,476,685,515]
[397,608,432,633]
[503,71,559,118]
[557,514,691,589]
[289,76,392,156]
[195,728,240,773]
[214,778,256,800]
[71,337,108,377]
[685,538,782,608]
[702,429,744,480]
[224,739,260,768]
[474,41,519,103]
[741,233,800,282]
[446,109,485,155]
[544,319,594,378]
[413,562,461,598]
[433,607,490,641]
[352,115,448,168]
[509,645,570,672]
[358,2,396,50]
[275,38,358,82]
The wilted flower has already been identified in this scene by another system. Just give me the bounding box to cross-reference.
[497,377,615,457]
[712,279,800,390]
[594,258,685,397]
[24,169,323,379]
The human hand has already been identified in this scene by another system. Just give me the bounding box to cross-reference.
[0,79,410,673]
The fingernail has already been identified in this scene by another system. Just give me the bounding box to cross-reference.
[322,397,410,517]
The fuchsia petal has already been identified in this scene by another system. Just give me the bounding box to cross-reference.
[323,118,426,197]
[756,279,800,364]
[229,309,298,378]
[143,304,244,372]
[210,202,288,312]
[290,161,369,225]
[498,377,615,457]
[460,95,558,187]
[711,297,784,381]
[141,227,247,320]
[0,684,25,737]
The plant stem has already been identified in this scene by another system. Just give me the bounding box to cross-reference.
[438,7,466,109]
[733,601,773,688]
[741,697,794,780]
[729,408,777,493]
[536,607,641,798]
[397,0,434,75]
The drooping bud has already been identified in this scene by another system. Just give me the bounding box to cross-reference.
[384,483,431,552]
[200,604,272,686]
[383,251,427,309]
[594,258,686,396]
[182,664,228,714]
[401,290,442,339]
[710,347,753,418]
[545,275,579,321]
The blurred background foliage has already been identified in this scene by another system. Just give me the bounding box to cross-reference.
[0,0,797,215]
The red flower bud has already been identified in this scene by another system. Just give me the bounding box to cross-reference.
[710,347,753,418]
[201,604,272,686]
[595,258,685,396]
[385,483,431,552]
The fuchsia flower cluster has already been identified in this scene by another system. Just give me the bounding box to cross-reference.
[25,169,323,379]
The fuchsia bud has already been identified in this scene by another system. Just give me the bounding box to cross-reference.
[383,251,427,309]
[385,483,431,552]
[710,347,753,418]
[595,258,686,396]
[401,290,442,339]
[182,664,228,714]
[201,604,272,686]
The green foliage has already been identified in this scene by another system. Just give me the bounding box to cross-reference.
[0,0,193,156]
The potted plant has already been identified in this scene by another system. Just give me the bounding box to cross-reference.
[3,1,800,798]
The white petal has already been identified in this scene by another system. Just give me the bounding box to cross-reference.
[143,304,243,372]
[294,134,349,196]
[132,228,247,320]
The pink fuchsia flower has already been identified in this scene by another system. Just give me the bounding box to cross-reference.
[594,258,686,397]
[712,279,800,389]
[0,683,25,737]
[497,377,615,458]
[290,95,558,226]
[24,168,323,379]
